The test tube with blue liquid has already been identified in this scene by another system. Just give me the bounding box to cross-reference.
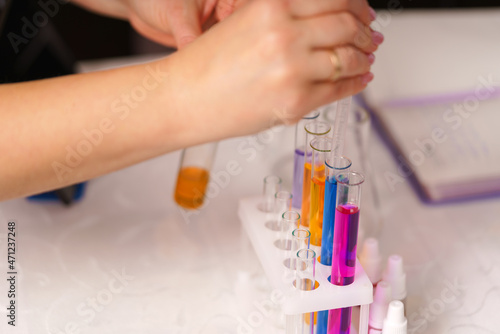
[316,156,352,334]
[328,171,364,334]
[293,111,320,209]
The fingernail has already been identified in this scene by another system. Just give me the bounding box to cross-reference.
[369,7,377,21]
[372,31,384,45]
[361,72,374,85]
[367,53,375,65]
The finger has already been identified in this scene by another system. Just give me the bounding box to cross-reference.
[128,14,177,47]
[308,47,373,82]
[299,13,380,53]
[303,73,374,112]
[216,0,237,21]
[164,1,203,49]
[288,0,374,26]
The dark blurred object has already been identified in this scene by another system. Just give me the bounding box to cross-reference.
[369,0,499,9]
[51,1,172,60]
[51,1,132,60]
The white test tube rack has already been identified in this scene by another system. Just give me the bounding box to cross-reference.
[238,196,373,334]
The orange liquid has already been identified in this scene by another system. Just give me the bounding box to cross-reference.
[305,311,318,326]
[309,173,326,247]
[174,166,209,209]
[301,163,312,227]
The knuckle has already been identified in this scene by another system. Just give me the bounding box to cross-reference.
[177,34,197,47]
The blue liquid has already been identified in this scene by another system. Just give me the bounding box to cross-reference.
[317,176,338,334]
[317,310,328,334]
[292,148,305,209]
[321,176,338,266]
[316,177,338,334]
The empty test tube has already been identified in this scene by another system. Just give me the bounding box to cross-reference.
[296,249,317,334]
[261,175,282,212]
[275,211,301,251]
[268,190,293,231]
[284,228,311,270]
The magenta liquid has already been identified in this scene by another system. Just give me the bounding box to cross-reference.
[292,148,304,209]
[331,204,360,286]
[327,307,352,334]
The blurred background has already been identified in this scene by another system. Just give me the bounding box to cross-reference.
[50,0,500,60]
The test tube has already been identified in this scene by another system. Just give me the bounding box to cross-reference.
[330,171,364,285]
[331,97,351,158]
[275,211,300,251]
[266,190,293,231]
[296,249,317,334]
[293,111,321,209]
[327,171,364,334]
[301,121,331,228]
[317,156,352,334]
[260,175,282,212]
[284,228,311,270]
[320,157,352,266]
[309,137,333,247]
[174,142,218,209]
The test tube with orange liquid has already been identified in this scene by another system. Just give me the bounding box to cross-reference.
[300,121,331,228]
[174,143,218,209]
[308,137,333,247]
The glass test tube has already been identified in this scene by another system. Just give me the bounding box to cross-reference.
[296,249,317,334]
[266,190,293,231]
[301,121,331,228]
[293,111,320,209]
[284,228,311,270]
[327,172,365,334]
[260,175,282,212]
[317,157,352,334]
[275,211,300,251]
[174,142,218,209]
[320,157,352,266]
[309,137,333,247]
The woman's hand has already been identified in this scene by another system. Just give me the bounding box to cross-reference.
[163,0,381,141]
[73,0,248,48]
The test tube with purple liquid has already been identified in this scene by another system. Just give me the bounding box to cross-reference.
[328,171,364,334]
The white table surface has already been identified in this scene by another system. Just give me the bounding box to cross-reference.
[2,10,500,334]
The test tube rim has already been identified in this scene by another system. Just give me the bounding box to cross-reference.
[325,156,352,171]
[310,137,334,153]
[297,248,316,261]
[292,228,311,239]
[282,210,301,222]
[264,175,282,185]
[303,110,321,120]
[304,121,331,136]
[275,190,293,201]
[335,171,365,186]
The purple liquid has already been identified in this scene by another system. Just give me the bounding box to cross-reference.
[331,204,360,286]
[327,307,352,334]
[292,148,304,209]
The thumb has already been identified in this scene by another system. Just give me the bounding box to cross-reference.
[165,1,203,49]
